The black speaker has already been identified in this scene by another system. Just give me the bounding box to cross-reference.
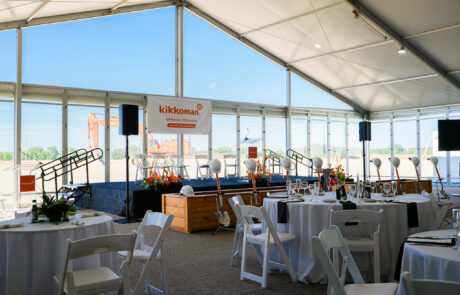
[359,121,371,141]
[119,104,139,136]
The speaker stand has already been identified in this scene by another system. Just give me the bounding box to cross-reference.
[115,135,140,224]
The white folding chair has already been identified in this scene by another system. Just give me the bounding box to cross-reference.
[54,231,137,295]
[435,204,460,230]
[401,272,460,295]
[236,204,297,288]
[132,154,152,182]
[152,154,172,174]
[223,154,239,178]
[118,210,174,295]
[312,225,398,295]
[0,194,7,217]
[330,209,383,283]
[168,154,189,179]
[228,195,262,265]
[194,154,210,179]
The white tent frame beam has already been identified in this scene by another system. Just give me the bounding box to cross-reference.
[111,0,130,12]
[26,0,51,23]
[345,0,460,91]
[0,0,175,31]
[240,1,343,36]
[183,1,368,116]
[289,22,460,65]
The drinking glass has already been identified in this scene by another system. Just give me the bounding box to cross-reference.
[308,184,315,200]
[453,209,460,250]
[296,179,302,194]
[286,181,291,195]
[314,182,320,201]
[348,184,356,199]
[382,183,391,196]
[391,181,398,196]
[370,181,377,195]
[302,181,309,196]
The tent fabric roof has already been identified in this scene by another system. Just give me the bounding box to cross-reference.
[0,0,459,113]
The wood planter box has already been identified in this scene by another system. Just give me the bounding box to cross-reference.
[162,186,285,233]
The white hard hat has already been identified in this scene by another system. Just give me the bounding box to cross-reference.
[313,157,323,169]
[244,158,257,173]
[281,158,291,170]
[209,159,221,174]
[370,158,382,169]
[179,185,195,197]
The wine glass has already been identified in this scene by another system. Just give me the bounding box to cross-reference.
[348,184,356,199]
[391,181,398,196]
[452,209,460,250]
[370,181,377,196]
[383,183,391,196]
[296,179,302,194]
[302,181,309,196]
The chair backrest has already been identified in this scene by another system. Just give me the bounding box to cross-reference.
[428,193,440,215]
[228,195,255,227]
[134,154,148,167]
[236,205,274,237]
[330,209,383,236]
[223,154,237,163]
[401,271,460,295]
[168,154,183,166]
[59,231,137,295]
[312,226,364,295]
[15,211,29,219]
[135,210,174,251]
[194,154,208,160]
[435,205,460,229]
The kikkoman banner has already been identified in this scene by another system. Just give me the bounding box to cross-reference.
[147,96,211,134]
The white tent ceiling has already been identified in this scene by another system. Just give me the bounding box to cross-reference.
[0,0,459,114]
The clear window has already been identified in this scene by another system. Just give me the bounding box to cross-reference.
[0,99,14,196]
[393,118,417,179]
[370,120,391,179]
[184,10,286,105]
[0,30,16,82]
[23,8,175,95]
[240,116,262,175]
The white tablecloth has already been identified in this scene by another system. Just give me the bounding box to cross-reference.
[0,213,116,295]
[401,229,460,282]
[263,193,436,283]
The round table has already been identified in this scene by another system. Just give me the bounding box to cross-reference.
[263,193,436,283]
[401,229,460,282]
[0,213,116,295]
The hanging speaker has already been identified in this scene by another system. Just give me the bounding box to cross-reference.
[119,104,139,136]
[359,121,371,141]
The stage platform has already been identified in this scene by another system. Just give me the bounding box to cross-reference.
[77,175,316,216]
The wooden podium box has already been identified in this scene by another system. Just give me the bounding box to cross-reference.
[162,186,284,233]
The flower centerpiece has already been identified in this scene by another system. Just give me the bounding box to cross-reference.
[39,193,76,223]
[142,169,185,191]
[329,165,348,199]
[247,156,272,186]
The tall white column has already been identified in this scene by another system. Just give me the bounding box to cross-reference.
[14,28,22,204]
[286,69,291,153]
[104,94,110,182]
[176,5,184,163]
[236,108,241,176]
[62,93,68,184]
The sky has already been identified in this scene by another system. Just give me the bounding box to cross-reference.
[0,7,426,153]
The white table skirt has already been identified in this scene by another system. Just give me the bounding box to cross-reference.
[401,229,460,282]
[263,193,436,283]
[0,214,117,295]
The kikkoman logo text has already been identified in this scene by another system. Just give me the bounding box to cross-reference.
[159,105,200,115]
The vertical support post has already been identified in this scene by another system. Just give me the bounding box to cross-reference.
[307,113,311,176]
[327,115,331,165]
[416,111,421,176]
[14,28,22,205]
[62,92,68,185]
[446,109,451,184]
[176,5,184,164]
[236,108,241,177]
[345,115,349,176]
[262,108,266,156]
[208,119,212,162]
[390,114,394,180]
[104,94,110,182]
[143,97,148,157]
[286,69,291,153]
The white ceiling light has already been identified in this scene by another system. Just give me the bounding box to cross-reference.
[397,47,406,54]
[314,43,322,48]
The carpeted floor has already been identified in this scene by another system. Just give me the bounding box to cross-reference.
[109,213,327,295]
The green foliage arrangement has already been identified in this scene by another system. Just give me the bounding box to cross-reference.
[39,193,76,223]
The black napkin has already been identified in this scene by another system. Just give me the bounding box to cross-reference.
[277,201,288,223]
[340,201,358,226]
[406,202,419,228]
